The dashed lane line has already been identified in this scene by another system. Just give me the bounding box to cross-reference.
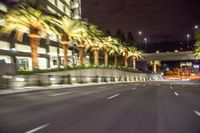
[49,92,71,97]
[174,92,179,96]
[194,110,200,117]
[132,88,137,90]
[24,123,50,133]
[107,94,120,99]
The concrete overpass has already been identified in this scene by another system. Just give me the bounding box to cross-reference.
[139,51,199,61]
[137,51,199,73]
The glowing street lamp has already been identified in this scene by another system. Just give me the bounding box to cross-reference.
[144,38,147,51]
[186,34,190,50]
[194,25,198,30]
[138,31,142,50]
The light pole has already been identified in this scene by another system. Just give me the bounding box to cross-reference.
[144,37,147,52]
[138,31,142,50]
[186,34,190,50]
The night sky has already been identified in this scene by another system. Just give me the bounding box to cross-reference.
[82,0,200,42]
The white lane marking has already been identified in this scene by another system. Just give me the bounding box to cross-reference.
[107,94,120,99]
[25,124,49,133]
[193,110,200,117]
[49,92,71,97]
[174,92,179,96]
[170,86,173,89]
[132,88,137,90]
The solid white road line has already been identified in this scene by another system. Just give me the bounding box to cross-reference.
[193,110,200,117]
[25,124,49,133]
[132,88,137,90]
[174,92,179,96]
[49,92,71,97]
[107,94,120,99]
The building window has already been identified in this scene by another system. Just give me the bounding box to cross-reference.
[15,43,31,53]
[57,0,64,12]
[47,6,56,14]
[48,0,55,5]
[16,57,30,71]
[0,41,10,50]
[38,58,47,69]
[38,47,46,54]
[0,55,11,63]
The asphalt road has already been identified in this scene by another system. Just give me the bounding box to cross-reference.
[0,81,200,133]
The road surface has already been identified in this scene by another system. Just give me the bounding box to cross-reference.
[0,81,200,133]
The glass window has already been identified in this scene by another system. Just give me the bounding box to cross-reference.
[47,6,56,14]
[38,47,46,54]
[0,41,10,50]
[38,58,47,69]
[57,0,64,12]
[15,43,31,53]
[49,46,58,56]
[0,55,11,63]
[16,57,32,71]
[48,0,55,5]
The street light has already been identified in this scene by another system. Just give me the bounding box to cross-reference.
[138,31,142,50]
[186,34,190,50]
[144,38,147,52]
[194,25,199,30]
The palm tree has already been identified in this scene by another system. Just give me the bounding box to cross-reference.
[119,45,133,68]
[84,24,104,66]
[1,5,54,69]
[49,16,87,67]
[102,36,120,66]
[129,48,143,70]
[150,60,161,73]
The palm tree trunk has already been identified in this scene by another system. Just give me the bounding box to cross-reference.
[29,26,40,69]
[93,46,99,66]
[153,61,157,73]
[30,37,40,69]
[132,57,136,70]
[104,49,109,66]
[62,44,68,67]
[60,35,69,68]
[79,47,84,65]
[114,52,118,67]
[125,52,128,68]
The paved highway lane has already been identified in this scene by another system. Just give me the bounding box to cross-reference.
[0,82,199,133]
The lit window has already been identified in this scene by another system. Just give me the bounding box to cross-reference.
[57,0,64,12]
[47,6,56,14]
[0,55,11,63]
[48,0,55,5]
[38,47,46,54]
[15,44,31,53]
[0,41,10,50]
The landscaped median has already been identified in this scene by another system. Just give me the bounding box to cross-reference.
[0,68,162,89]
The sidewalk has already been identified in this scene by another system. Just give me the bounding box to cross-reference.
[0,81,138,95]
